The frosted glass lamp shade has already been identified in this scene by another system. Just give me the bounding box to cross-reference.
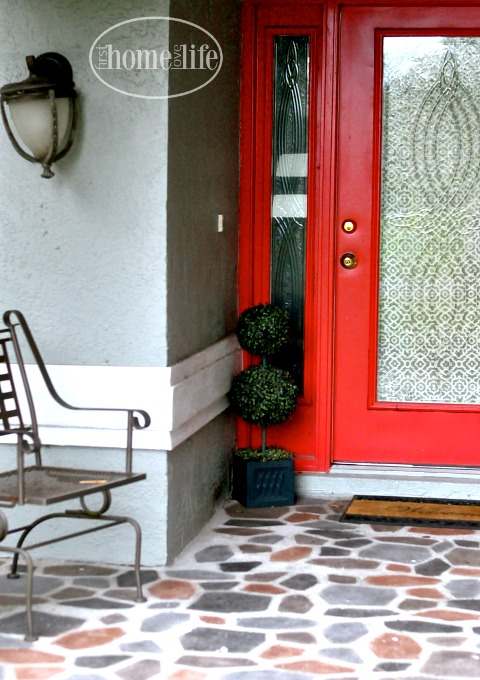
[8,97,71,160]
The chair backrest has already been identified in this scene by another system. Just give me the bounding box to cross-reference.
[0,331,27,435]
[0,323,42,463]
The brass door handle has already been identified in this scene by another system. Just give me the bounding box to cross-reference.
[340,252,357,269]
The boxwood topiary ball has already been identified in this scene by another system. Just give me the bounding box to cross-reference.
[228,363,298,426]
[236,304,291,357]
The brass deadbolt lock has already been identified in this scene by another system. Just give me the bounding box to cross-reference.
[340,252,358,269]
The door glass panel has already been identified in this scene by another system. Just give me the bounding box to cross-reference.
[271,36,310,391]
[377,37,480,404]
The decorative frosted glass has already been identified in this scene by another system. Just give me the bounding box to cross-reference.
[271,36,309,389]
[377,37,480,404]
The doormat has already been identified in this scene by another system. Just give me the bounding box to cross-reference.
[340,495,480,528]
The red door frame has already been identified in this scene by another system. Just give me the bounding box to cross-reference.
[239,1,335,472]
[238,0,479,472]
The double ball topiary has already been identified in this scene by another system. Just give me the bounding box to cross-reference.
[229,303,298,429]
[230,304,297,506]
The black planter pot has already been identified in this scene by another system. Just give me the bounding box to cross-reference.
[232,455,295,508]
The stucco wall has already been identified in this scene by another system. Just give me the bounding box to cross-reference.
[166,415,235,563]
[163,0,241,562]
[167,0,240,365]
[0,0,171,565]
[0,0,169,367]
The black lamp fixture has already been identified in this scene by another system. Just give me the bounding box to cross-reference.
[0,52,77,179]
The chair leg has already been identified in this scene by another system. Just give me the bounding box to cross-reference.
[105,514,146,602]
[126,515,147,603]
[1,545,37,641]
[10,512,146,598]
[1,511,146,639]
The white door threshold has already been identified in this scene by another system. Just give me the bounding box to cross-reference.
[296,463,480,501]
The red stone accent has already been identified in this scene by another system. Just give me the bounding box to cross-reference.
[386,563,412,572]
[260,644,304,659]
[285,512,321,523]
[199,615,225,624]
[409,527,475,535]
[166,671,207,680]
[451,567,480,576]
[0,650,64,664]
[243,583,287,594]
[367,575,440,587]
[53,626,125,650]
[415,609,480,621]
[149,579,197,600]
[370,632,422,659]
[270,547,313,562]
[408,587,444,599]
[15,668,64,679]
[276,659,354,673]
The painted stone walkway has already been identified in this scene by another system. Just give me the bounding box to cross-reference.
[1,498,480,678]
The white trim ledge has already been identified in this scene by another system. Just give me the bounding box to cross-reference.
[7,335,241,452]
[296,464,480,501]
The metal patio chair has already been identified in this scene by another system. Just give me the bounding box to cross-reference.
[0,310,151,640]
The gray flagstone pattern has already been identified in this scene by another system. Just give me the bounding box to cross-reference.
[1,498,480,677]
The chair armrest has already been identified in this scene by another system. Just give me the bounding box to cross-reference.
[3,310,151,472]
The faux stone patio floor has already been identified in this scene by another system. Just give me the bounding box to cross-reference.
[2,498,480,679]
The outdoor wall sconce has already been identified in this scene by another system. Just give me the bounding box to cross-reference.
[0,52,77,179]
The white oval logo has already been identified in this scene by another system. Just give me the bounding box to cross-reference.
[89,17,223,99]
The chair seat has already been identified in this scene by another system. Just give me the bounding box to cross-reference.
[0,466,146,506]
[0,310,150,639]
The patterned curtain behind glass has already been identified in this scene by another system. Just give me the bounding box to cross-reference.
[270,36,310,391]
[377,37,480,404]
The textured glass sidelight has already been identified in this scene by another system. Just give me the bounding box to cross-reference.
[270,36,310,390]
[377,37,480,404]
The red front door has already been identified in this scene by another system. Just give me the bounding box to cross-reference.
[241,2,480,471]
[333,6,480,465]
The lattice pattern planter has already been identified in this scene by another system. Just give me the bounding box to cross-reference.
[232,456,295,508]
